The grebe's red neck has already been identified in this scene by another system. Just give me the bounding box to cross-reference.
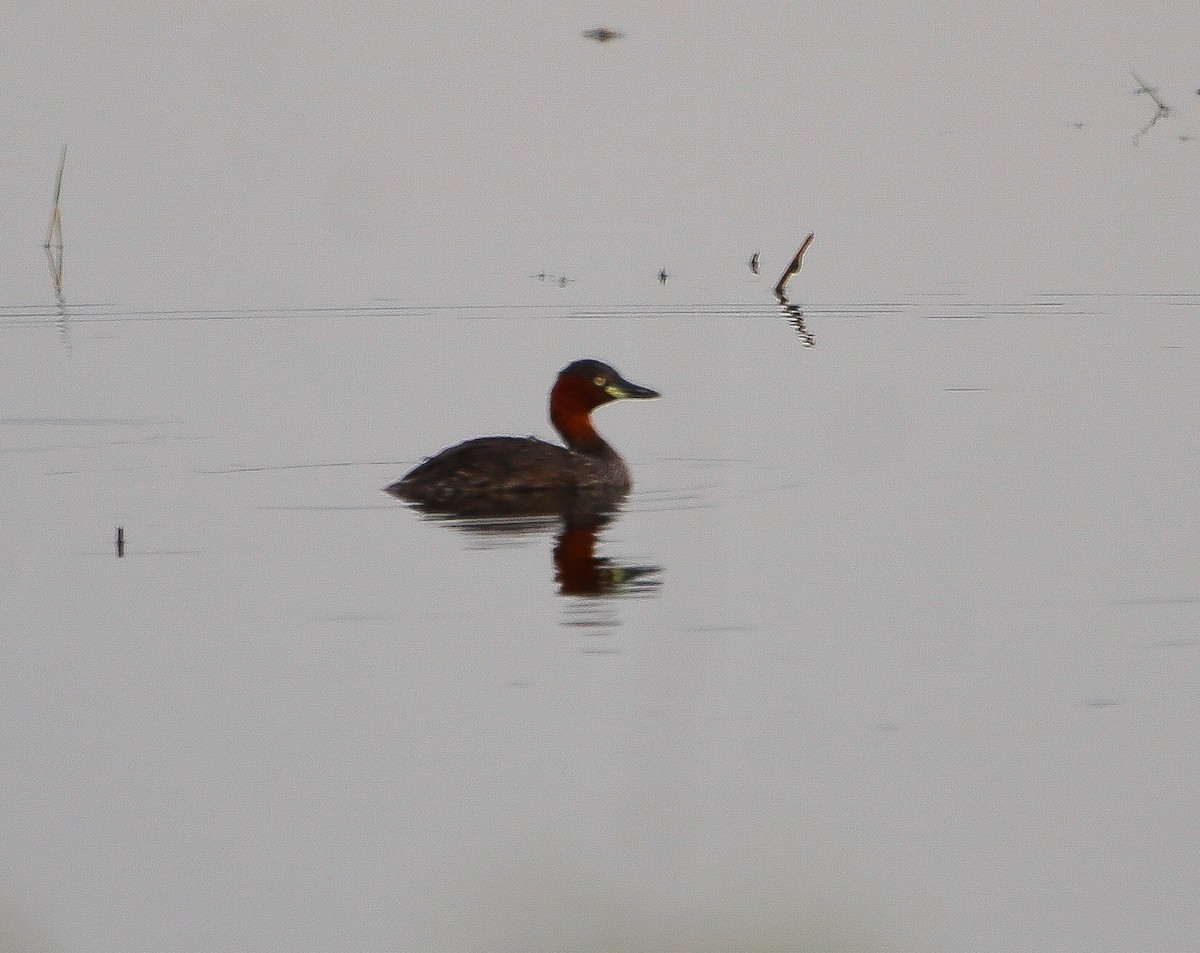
[549,372,612,453]
[546,359,660,454]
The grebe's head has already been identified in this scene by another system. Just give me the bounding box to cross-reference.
[555,359,660,407]
[549,359,659,450]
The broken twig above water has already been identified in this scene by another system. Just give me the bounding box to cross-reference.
[773,232,814,299]
[44,145,66,250]
[44,236,63,293]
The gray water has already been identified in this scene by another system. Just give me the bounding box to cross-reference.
[2,7,1199,952]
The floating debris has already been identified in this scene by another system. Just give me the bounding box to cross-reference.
[531,272,575,286]
[657,268,669,285]
[773,232,814,299]
[1131,71,1170,112]
[116,526,125,558]
[748,251,760,274]
[582,27,624,43]
[1131,71,1170,143]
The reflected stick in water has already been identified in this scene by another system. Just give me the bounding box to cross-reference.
[775,291,815,347]
[748,251,760,274]
[44,242,70,350]
[1131,71,1170,144]
[773,232,814,298]
[116,526,125,558]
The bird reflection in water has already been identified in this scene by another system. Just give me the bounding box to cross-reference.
[390,489,661,599]
[552,510,659,598]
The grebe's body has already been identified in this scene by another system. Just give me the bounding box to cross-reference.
[388,359,658,510]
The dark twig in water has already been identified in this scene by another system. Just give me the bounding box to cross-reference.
[44,238,63,293]
[116,526,125,558]
[42,147,70,350]
[773,232,814,298]
[657,268,668,285]
[1131,71,1170,144]
[748,252,760,274]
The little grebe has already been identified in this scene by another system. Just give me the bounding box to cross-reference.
[387,359,659,508]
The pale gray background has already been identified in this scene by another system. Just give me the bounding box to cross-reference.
[2,4,1199,951]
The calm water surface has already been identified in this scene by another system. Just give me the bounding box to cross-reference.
[2,7,1200,952]
[5,289,1199,952]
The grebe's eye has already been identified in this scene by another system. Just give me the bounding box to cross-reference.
[593,375,607,387]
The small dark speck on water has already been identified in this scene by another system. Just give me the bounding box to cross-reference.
[582,27,624,43]
[116,526,125,558]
